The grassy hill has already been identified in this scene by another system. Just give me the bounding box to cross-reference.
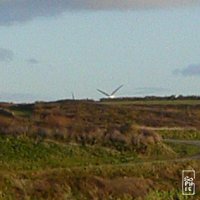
[0,99,199,199]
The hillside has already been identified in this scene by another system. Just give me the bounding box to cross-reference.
[0,99,199,199]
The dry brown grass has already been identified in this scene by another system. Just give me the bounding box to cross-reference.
[1,159,198,200]
[0,100,199,156]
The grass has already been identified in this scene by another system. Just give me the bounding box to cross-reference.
[0,99,200,199]
[141,190,191,200]
[0,135,141,171]
[1,135,195,172]
[0,159,199,200]
[9,105,33,118]
[165,142,200,157]
[0,135,199,199]
[157,129,200,140]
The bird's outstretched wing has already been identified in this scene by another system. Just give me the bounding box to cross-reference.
[97,89,110,97]
[111,85,123,96]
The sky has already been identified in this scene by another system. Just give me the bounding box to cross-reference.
[0,0,200,102]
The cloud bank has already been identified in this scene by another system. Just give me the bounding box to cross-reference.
[0,0,200,25]
[0,48,14,62]
[174,64,200,76]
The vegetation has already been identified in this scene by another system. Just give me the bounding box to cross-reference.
[165,142,200,157]
[0,99,199,199]
[0,135,141,171]
[157,129,200,140]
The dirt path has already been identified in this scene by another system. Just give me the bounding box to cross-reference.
[163,139,200,160]
[163,139,200,146]
[139,126,197,131]
[32,155,200,176]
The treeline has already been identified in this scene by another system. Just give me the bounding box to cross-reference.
[100,95,200,102]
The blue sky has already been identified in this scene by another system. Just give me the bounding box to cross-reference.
[0,1,200,102]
